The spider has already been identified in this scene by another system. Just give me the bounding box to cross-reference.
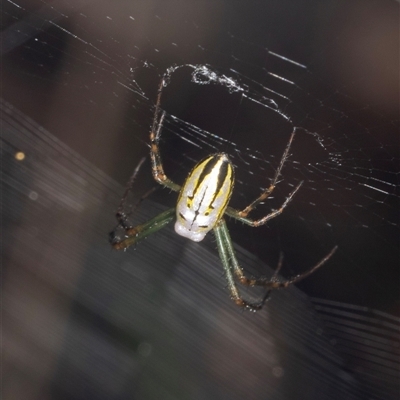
[110,77,337,311]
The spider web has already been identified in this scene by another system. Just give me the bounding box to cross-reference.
[1,0,399,398]
[3,0,398,309]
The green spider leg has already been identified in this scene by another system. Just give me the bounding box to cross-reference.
[213,219,338,311]
[213,219,272,311]
[111,207,175,250]
[110,155,176,250]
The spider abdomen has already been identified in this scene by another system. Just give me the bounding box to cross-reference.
[175,153,234,242]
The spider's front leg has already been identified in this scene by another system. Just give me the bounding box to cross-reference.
[149,100,180,191]
[111,72,183,249]
[225,180,303,227]
[237,129,297,219]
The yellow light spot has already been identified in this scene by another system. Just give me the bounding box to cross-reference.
[15,151,25,161]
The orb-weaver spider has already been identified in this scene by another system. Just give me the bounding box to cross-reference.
[110,77,337,311]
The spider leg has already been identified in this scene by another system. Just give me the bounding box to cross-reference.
[238,129,297,218]
[149,79,181,192]
[116,186,159,233]
[261,246,338,289]
[216,218,337,293]
[225,180,303,227]
[111,155,174,247]
[110,208,175,251]
[130,186,159,217]
[258,252,284,304]
[115,157,147,230]
[114,156,159,234]
[216,219,278,309]
[213,219,267,311]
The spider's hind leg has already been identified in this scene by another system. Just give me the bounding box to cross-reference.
[231,238,337,291]
[213,219,269,312]
[214,218,337,309]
